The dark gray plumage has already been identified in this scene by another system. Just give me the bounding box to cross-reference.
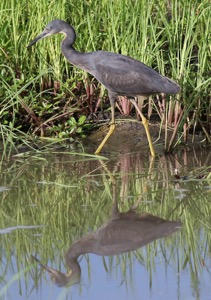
[32,212,181,287]
[28,19,180,155]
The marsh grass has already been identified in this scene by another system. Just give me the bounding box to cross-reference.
[0,0,210,154]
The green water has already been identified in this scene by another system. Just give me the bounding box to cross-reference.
[0,145,211,300]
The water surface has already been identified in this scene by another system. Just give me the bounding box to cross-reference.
[0,145,211,300]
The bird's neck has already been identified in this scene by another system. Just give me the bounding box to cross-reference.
[65,236,95,264]
[61,24,76,46]
[61,31,93,74]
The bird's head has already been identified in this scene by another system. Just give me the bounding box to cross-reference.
[31,255,81,287]
[27,19,69,48]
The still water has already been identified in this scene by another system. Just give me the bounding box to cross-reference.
[0,144,211,300]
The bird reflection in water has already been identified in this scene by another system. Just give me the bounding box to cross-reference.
[32,174,181,287]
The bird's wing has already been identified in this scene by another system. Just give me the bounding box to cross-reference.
[95,57,166,96]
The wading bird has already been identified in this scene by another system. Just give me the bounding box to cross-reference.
[28,19,180,156]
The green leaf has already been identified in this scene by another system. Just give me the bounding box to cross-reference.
[78,115,86,125]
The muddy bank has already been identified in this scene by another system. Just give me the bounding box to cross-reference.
[87,118,208,154]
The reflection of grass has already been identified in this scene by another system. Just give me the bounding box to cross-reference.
[0,150,211,297]
[0,265,32,298]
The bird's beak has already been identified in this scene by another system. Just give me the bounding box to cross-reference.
[27,31,48,48]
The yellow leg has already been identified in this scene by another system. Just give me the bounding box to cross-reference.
[95,104,116,154]
[130,99,155,157]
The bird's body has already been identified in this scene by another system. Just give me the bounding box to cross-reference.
[28,19,180,155]
[75,51,179,96]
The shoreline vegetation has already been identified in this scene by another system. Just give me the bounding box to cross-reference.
[0,0,210,155]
